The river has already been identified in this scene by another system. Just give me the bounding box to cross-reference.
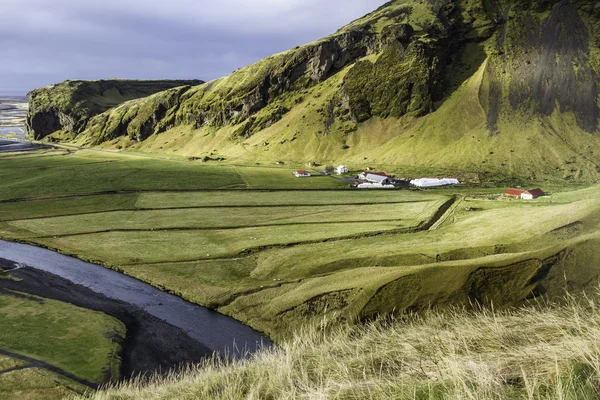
[0,240,271,374]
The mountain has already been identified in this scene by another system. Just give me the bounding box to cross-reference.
[26,79,203,140]
[27,0,600,181]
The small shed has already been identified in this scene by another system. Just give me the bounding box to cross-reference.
[294,170,311,177]
[521,189,545,200]
[336,165,349,175]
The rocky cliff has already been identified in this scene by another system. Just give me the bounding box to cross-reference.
[27,0,600,181]
[26,79,203,140]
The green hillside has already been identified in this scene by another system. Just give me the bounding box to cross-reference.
[26,0,600,181]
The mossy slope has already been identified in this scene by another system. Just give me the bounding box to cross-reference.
[32,0,600,181]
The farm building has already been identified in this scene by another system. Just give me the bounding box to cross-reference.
[504,188,526,197]
[410,178,459,188]
[364,173,391,184]
[504,188,545,199]
[521,189,545,200]
[294,170,311,177]
[359,171,388,178]
[357,183,395,189]
[336,165,349,175]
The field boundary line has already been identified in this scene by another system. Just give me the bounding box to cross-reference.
[232,166,251,189]
[0,348,98,389]
[29,219,410,238]
[429,196,464,230]
[0,188,433,204]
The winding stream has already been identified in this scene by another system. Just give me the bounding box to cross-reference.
[0,240,271,357]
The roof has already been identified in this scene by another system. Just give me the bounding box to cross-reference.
[361,171,387,176]
[296,170,309,174]
[505,188,526,196]
[411,178,459,188]
[365,174,389,182]
[525,188,545,197]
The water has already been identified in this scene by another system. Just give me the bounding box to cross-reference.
[0,96,27,139]
[0,139,41,152]
[0,240,272,356]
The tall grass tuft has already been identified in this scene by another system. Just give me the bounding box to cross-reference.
[83,294,600,399]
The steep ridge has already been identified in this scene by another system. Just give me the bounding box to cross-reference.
[26,79,203,140]
[29,0,600,181]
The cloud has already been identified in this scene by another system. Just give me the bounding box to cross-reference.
[1,0,386,94]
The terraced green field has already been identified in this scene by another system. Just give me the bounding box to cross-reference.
[1,149,600,343]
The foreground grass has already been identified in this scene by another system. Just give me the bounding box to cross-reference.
[88,295,600,399]
[0,290,125,384]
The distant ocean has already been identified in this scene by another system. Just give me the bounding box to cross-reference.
[0,96,28,138]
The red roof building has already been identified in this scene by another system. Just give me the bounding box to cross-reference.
[504,188,526,197]
[504,188,546,199]
[294,170,311,177]
[522,189,545,199]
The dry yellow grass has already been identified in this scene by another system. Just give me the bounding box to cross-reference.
[85,293,600,400]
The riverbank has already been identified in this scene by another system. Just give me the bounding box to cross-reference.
[0,259,212,380]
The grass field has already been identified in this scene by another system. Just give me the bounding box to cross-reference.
[0,290,125,385]
[1,148,600,345]
[85,294,600,400]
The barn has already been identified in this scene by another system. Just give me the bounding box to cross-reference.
[521,189,545,200]
[504,188,526,197]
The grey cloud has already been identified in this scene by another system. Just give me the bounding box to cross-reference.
[1,0,386,95]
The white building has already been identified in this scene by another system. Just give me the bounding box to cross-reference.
[336,165,349,175]
[357,183,395,189]
[364,173,390,184]
[410,178,459,188]
[520,189,545,200]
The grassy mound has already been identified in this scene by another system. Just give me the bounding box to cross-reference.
[86,294,600,399]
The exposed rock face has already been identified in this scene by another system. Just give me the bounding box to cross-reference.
[481,0,600,133]
[26,79,203,140]
[85,86,195,144]
[173,26,381,130]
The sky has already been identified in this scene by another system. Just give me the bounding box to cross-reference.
[1,0,387,96]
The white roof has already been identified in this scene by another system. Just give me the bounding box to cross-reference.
[357,183,395,189]
[410,178,459,188]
